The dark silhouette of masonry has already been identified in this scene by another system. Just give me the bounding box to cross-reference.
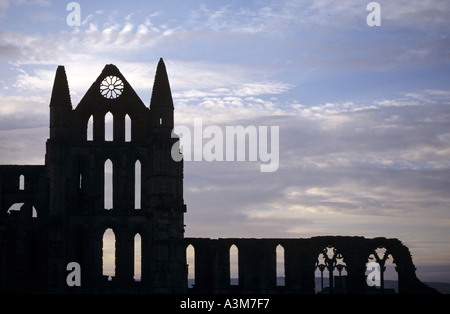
[0,59,439,294]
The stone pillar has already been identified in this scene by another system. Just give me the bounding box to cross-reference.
[115,229,134,286]
[345,256,367,294]
[216,239,232,293]
[140,228,151,289]
[239,240,257,292]
[297,244,316,294]
[189,238,214,293]
[92,230,105,289]
[284,241,305,292]
[257,241,277,292]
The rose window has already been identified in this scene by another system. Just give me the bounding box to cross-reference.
[100,76,124,99]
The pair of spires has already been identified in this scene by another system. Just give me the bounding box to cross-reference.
[49,58,173,110]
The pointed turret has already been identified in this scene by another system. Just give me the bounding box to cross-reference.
[50,66,72,108]
[150,58,174,131]
[49,65,72,139]
[150,58,174,109]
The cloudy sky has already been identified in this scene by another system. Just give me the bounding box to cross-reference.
[1,0,449,283]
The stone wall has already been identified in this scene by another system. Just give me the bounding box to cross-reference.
[185,236,439,294]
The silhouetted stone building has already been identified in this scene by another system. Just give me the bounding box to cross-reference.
[0,59,439,294]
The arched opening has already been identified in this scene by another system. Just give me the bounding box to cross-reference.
[314,245,347,294]
[19,174,25,190]
[230,244,239,286]
[187,244,195,288]
[366,247,398,293]
[105,112,113,141]
[125,114,132,142]
[134,233,142,281]
[7,203,24,214]
[104,159,113,210]
[102,228,115,281]
[7,203,36,218]
[276,244,285,286]
[87,115,93,141]
[134,160,141,210]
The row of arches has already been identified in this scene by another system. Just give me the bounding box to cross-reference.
[186,244,286,288]
[314,246,398,293]
[6,203,38,218]
[185,243,398,293]
[102,228,142,281]
[86,113,132,142]
[86,111,165,142]
[102,159,141,210]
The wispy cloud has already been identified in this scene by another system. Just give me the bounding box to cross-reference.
[180,90,450,267]
[1,0,449,281]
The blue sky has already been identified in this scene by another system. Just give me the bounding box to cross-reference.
[1,0,450,284]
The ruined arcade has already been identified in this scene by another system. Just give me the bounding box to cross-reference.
[0,60,439,294]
